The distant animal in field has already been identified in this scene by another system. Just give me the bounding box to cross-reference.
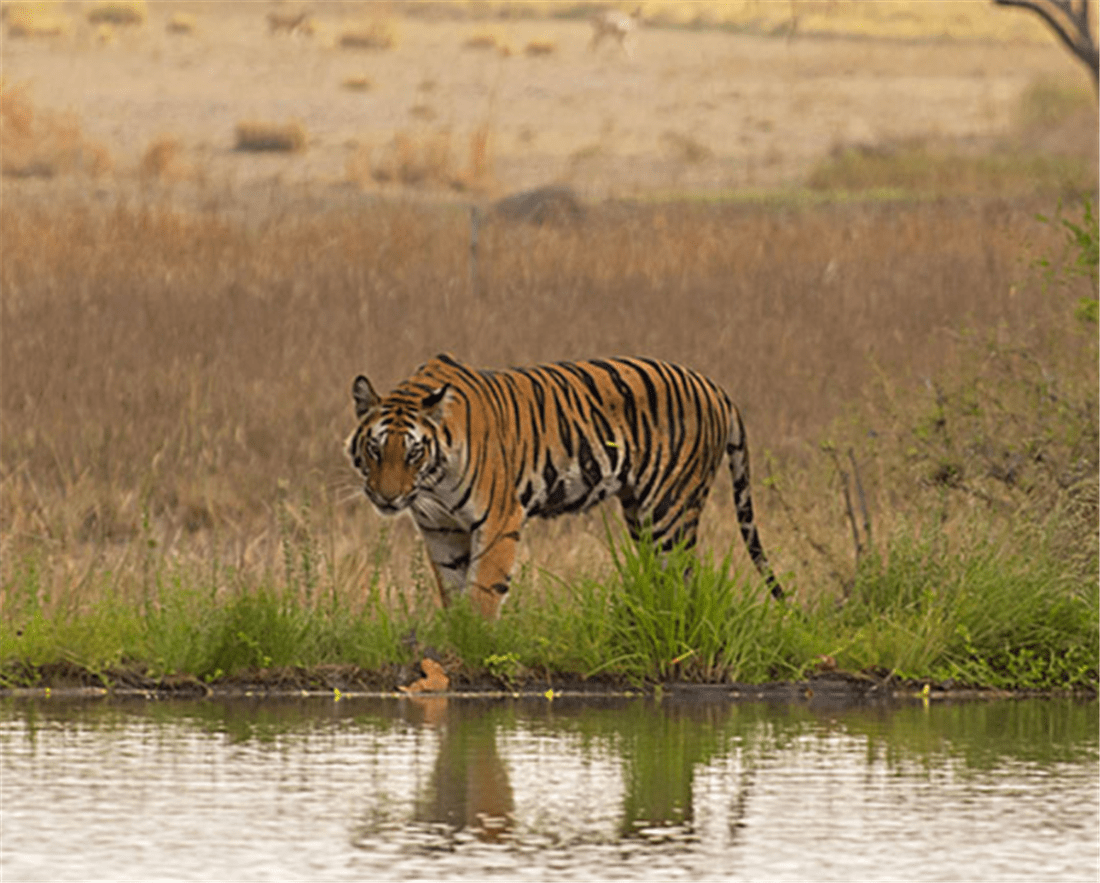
[589,6,643,58]
[346,354,784,620]
[266,9,312,37]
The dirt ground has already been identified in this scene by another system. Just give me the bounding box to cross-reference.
[2,0,1090,202]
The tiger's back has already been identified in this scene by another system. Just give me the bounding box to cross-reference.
[347,354,782,618]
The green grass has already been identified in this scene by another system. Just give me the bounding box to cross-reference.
[819,526,1098,687]
[558,529,798,684]
[3,514,1096,692]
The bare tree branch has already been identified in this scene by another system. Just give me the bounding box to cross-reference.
[992,0,1099,93]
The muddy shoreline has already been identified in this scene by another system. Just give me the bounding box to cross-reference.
[4,665,1091,704]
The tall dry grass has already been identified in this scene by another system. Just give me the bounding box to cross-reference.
[0,191,1094,617]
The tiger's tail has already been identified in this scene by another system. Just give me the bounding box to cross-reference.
[726,409,784,600]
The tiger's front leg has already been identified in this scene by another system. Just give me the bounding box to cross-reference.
[417,523,472,609]
[467,505,525,619]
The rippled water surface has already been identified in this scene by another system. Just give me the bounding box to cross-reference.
[2,694,1096,881]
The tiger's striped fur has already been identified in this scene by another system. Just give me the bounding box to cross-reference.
[347,354,783,619]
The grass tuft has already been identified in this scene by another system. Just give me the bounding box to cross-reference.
[139,137,188,182]
[560,527,788,684]
[341,76,373,92]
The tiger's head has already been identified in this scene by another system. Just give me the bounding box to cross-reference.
[346,374,450,515]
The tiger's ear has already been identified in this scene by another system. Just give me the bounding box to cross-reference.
[352,375,380,419]
[420,384,450,422]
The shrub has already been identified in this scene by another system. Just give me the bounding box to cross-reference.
[234,120,308,153]
[524,40,556,56]
[166,13,196,35]
[85,0,146,26]
[1,83,111,177]
[4,3,69,37]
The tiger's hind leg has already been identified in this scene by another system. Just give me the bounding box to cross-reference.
[621,501,704,570]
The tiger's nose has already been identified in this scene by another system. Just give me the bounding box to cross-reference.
[369,488,400,512]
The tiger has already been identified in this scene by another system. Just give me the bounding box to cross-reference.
[346,353,784,619]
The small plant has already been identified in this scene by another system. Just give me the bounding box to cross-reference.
[341,76,372,92]
[484,652,522,688]
[1035,198,1098,323]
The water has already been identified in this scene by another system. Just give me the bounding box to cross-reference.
[2,693,1096,882]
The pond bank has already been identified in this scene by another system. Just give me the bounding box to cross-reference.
[5,666,1093,704]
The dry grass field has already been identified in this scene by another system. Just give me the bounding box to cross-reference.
[1,1,1097,629]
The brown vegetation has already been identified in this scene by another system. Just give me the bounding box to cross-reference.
[341,76,373,92]
[368,130,456,186]
[139,136,192,182]
[0,84,111,178]
[359,126,495,191]
[1,190,1094,614]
